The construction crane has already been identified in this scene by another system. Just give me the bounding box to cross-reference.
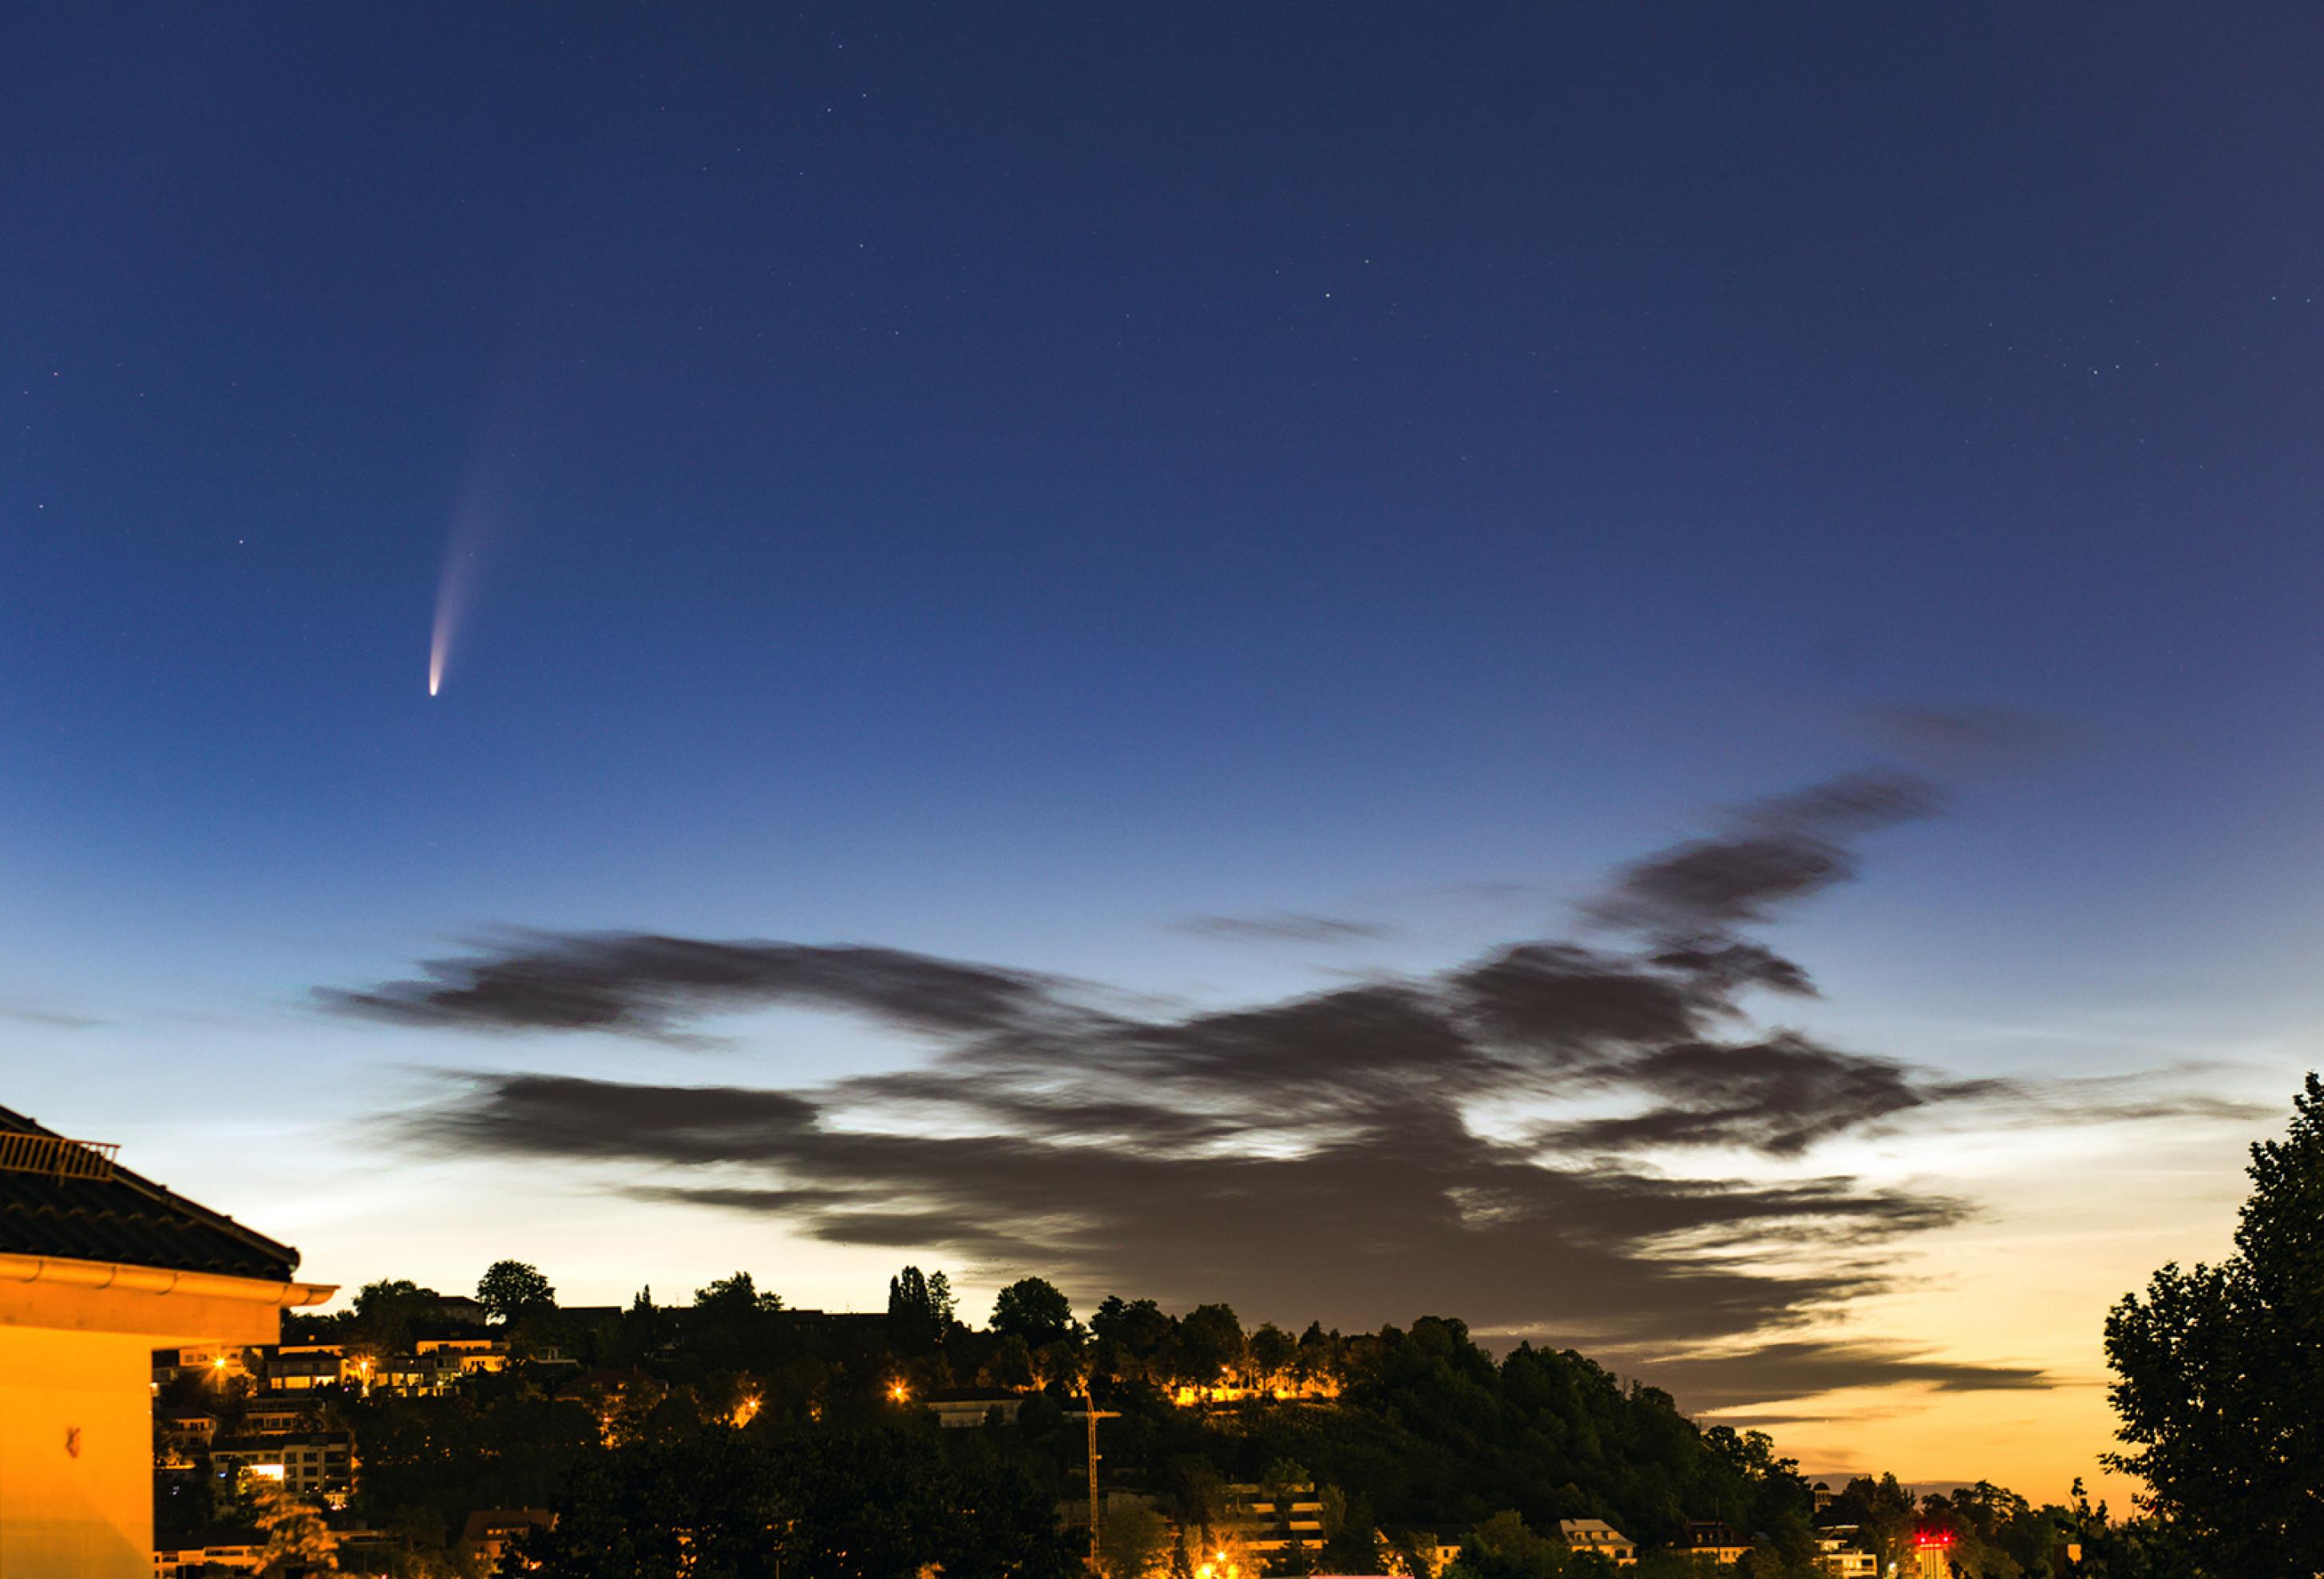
[1077,1378,1121,1570]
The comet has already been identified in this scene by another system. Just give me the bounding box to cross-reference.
[428,561,461,696]
[429,498,488,697]
[430,410,519,696]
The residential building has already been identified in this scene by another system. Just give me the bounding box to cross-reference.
[1344,1531,1461,1577]
[414,1334,509,1375]
[241,1398,327,1436]
[1560,1518,1637,1565]
[155,1415,218,1473]
[378,1348,467,1395]
[419,1293,490,1328]
[0,1104,333,1579]
[1814,1526,1879,1577]
[1681,1521,1754,1565]
[460,1508,555,1569]
[151,1536,263,1576]
[256,1343,346,1391]
[152,1344,249,1386]
[922,1386,1027,1427]
[209,1430,356,1503]
[1224,1482,1324,1563]
[1905,1532,1957,1579]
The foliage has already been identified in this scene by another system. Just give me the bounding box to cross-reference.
[1459,1509,1565,1578]
[351,1280,446,1354]
[694,1271,783,1314]
[2105,1072,2324,1574]
[1317,1483,1381,1573]
[476,1260,556,1323]
[216,1255,2178,1576]
[350,1385,600,1538]
[516,1420,1079,1578]
[1098,1502,1174,1579]
[992,1276,1075,1344]
[887,1264,957,1350]
[1177,1304,1246,1383]
[251,1476,340,1575]
[510,1426,784,1578]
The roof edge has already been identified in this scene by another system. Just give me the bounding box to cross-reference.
[0,1103,305,1276]
[0,1251,335,1308]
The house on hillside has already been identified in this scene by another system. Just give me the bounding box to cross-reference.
[921,1385,1026,1427]
[1681,1520,1754,1564]
[1223,1482,1326,1565]
[460,1507,556,1569]
[1559,1518,1637,1565]
[0,1105,333,1579]
[1814,1525,1879,1577]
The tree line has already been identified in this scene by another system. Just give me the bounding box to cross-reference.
[236,1075,2324,1577]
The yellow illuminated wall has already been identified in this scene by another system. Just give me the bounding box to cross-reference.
[0,1326,154,1579]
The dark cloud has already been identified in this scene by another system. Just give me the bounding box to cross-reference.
[429,1073,818,1164]
[1546,1036,2002,1158]
[321,935,1058,1040]
[1646,939,1817,998]
[430,1071,1963,1347]
[1451,944,1736,1056]
[338,770,2061,1400]
[1591,770,1937,933]
[1173,912,1392,944]
[1622,1340,2052,1411]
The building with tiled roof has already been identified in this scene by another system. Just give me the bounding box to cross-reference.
[0,1104,335,1579]
[1559,1518,1637,1565]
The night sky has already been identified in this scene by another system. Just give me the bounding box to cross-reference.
[9,4,2324,1499]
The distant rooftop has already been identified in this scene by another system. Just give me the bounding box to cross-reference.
[0,1104,301,1281]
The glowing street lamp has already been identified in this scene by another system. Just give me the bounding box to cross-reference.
[887,1380,910,1403]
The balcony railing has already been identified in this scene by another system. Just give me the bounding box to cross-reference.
[0,1132,121,1181]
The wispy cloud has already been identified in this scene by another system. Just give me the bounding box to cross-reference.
[1629,1340,2052,1411]
[0,999,106,1031]
[1170,912,1392,944]
[320,936,1061,1043]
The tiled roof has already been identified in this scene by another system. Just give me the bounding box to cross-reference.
[0,1104,300,1281]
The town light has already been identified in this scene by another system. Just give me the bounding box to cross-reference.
[888,1380,909,1403]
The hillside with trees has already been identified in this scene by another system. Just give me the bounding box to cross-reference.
[231,1261,2162,1577]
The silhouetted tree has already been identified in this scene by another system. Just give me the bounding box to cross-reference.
[1458,1510,1562,1579]
[1175,1303,1245,1385]
[477,1260,556,1323]
[886,1264,955,1350]
[1249,1323,1295,1387]
[350,1279,441,1353]
[1318,1485,1380,1574]
[991,1276,1074,1344]
[694,1271,781,1313]
[2106,1072,2324,1573]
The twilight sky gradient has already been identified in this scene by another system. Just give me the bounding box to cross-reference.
[8,3,2324,1503]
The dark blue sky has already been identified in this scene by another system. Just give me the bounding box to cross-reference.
[6,3,2322,1494]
